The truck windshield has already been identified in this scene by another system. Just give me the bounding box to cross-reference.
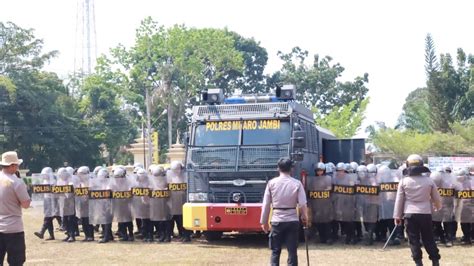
[194,120,290,146]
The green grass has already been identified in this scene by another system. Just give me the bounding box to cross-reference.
[22,206,473,265]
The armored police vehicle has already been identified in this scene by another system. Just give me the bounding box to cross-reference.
[182,85,356,240]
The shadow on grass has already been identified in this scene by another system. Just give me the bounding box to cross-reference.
[194,233,412,252]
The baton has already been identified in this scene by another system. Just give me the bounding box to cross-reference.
[303,226,310,266]
[382,224,399,250]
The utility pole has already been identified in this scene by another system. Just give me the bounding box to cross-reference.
[145,86,153,167]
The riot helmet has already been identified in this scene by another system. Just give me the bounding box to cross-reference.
[366,164,377,173]
[350,162,359,171]
[315,162,326,175]
[356,165,368,179]
[336,162,346,172]
[406,154,423,167]
[136,168,148,182]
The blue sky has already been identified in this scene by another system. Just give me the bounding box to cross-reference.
[1,0,473,135]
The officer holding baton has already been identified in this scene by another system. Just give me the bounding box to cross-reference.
[393,154,442,266]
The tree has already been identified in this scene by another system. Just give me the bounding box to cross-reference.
[314,98,369,138]
[372,128,473,160]
[269,47,369,115]
[110,18,244,150]
[424,34,473,132]
[213,30,268,94]
[396,88,432,133]
[78,58,137,165]
[0,21,114,171]
[451,119,474,145]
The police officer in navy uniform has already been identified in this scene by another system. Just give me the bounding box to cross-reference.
[261,158,308,266]
[394,154,442,266]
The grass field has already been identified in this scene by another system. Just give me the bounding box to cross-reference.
[21,206,473,265]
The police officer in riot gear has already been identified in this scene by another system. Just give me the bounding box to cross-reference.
[111,167,134,241]
[56,167,76,242]
[378,165,401,245]
[132,167,151,241]
[454,167,473,245]
[430,170,456,247]
[168,161,191,242]
[355,165,379,245]
[394,154,441,266]
[33,168,57,240]
[307,162,333,244]
[89,169,114,243]
[332,162,357,244]
[150,166,172,242]
[75,166,94,241]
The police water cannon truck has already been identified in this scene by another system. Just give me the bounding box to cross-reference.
[182,85,364,240]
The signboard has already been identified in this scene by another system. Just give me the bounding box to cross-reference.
[205,120,281,131]
[428,156,474,171]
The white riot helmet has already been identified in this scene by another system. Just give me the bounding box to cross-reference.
[93,166,103,176]
[77,166,90,175]
[136,168,147,181]
[366,164,377,173]
[315,162,326,171]
[326,162,335,174]
[350,162,359,171]
[443,165,452,173]
[356,165,368,179]
[454,169,468,182]
[151,166,166,177]
[406,154,423,167]
[170,161,183,171]
[430,171,443,185]
[378,165,391,179]
[97,169,109,179]
[345,163,353,172]
[336,162,346,171]
[113,167,126,178]
[133,162,144,169]
[41,167,53,175]
[66,166,75,176]
[466,163,474,175]
[57,167,69,180]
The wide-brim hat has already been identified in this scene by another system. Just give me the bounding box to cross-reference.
[0,151,23,166]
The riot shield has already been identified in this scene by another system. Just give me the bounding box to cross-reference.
[131,172,150,219]
[332,172,356,222]
[307,175,333,223]
[111,176,133,223]
[355,172,379,223]
[378,169,399,220]
[149,175,171,222]
[88,175,113,225]
[167,170,187,216]
[55,172,75,217]
[74,172,90,219]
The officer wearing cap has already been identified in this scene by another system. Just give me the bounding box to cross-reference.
[260,158,308,266]
[0,151,31,265]
[394,154,442,266]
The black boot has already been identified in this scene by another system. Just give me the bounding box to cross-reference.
[67,235,76,243]
[432,260,439,266]
[367,230,374,246]
[414,259,423,266]
[34,228,45,239]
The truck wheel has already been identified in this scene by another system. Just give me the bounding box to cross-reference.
[204,231,223,241]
